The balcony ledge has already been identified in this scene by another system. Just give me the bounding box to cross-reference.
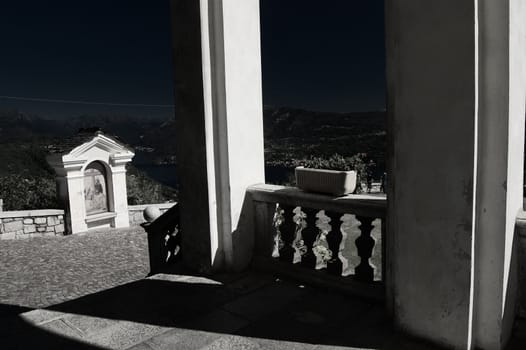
[247,183,386,218]
[85,211,117,223]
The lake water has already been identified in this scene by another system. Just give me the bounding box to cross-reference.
[134,164,178,188]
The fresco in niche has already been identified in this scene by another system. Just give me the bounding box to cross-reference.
[84,162,108,215]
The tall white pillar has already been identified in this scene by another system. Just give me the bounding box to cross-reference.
[386,0,526,348]
[110,156,131,228]
[171,0,265,272]
[66,169,88,234]
[110,166,130,228]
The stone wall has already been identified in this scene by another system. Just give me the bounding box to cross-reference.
[128,203,175,226]
[0,209,65,239]
[0,203,175,239]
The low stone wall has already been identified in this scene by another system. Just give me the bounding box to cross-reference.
[0,209,65,239]
[128,203,175,226]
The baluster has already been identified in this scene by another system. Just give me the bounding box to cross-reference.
[271,204,280,258]
[354,216,376,282]
[254,201,279,257]
[325,211,343,276]
[300,207,319,269]
[278,204,296,263]
[165,225,181,263]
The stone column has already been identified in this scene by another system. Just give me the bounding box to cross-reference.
[473,0,526,348]
[110,165,130,228]
[66,170,88,234]
[110,155,133,228]
[54,175,70,233]
[170,0,264,273]
[386,0,526,348]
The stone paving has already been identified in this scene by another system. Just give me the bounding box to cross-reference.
[2,272,436,350]
[0,227,149,309]
[1,227,525,349]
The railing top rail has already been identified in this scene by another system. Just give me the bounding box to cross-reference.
[247,183,386,218]
[0,209,65,219]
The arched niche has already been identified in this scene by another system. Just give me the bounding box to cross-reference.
[83,161,110,216]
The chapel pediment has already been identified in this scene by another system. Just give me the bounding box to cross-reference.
[63,131,134,159]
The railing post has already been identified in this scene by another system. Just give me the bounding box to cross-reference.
[279,204,296,263]
[355,216,375,282]
[326,211,343,276]
[381,217,387,285]
[381,216,394,315]
[140,203,180,275]
[301,207,319,269]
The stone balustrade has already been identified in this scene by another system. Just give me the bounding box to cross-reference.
[247,184,387,300]
[0,209,65,239]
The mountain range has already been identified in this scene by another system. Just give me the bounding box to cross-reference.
[0,106,386,169]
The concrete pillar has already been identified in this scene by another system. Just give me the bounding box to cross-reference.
[66,171,88,234]
[473,0,526,348]
[110,165,130,228]
[170,0,265,273]
[386,0,526,348]
[55,175,71,233]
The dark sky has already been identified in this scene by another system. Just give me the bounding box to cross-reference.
[0,0,385,118]
[260,0,385,112]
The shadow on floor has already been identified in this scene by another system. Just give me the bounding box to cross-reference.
[1,272,446,350]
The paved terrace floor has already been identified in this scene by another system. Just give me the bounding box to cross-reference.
[0,227,525,350]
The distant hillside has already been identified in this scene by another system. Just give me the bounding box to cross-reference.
[0,106,387,168]
[263,106,386,172]
[0,109,176,164]
[0,106,388,209]
[0,106,387,164]
[0,110,66,142]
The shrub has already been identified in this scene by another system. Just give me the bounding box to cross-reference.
[0,174,61,210]
[300,153,372,186]
[126,165,178,205]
